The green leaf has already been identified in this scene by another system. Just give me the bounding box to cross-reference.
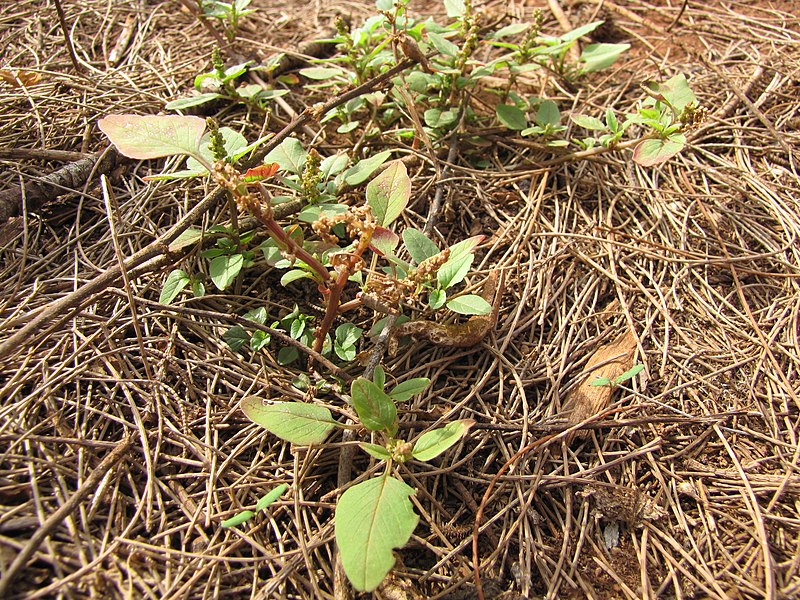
[255,484,289,511]
[165,93,224,110]
[579,43,630,73]
[336,121,361,133]
[446,294,492,315]
[290,318,306,339]
[241,398,336,444]
[221,510,255,528]
[183,127,248,175]
[321,152,350,178]
[298,202,348,223]
[351,377,397,431]
[250,329,270,351]
[405,71,435,93]
[570,114,606,131]
[606,108,619,132]
[254,88,290,102]
[159,269,190,304]
[98,114,206,160]
[402,228,439,264]
[423,108,457,129]
[366,161,411,227]
[535,100,561,127]
[632,134,686,167]
[263,137,308,175]
[490,23,530,39]
[558,21,604,43]
[335,342,356,362]
[335,475,419,592]
[444,0,465,17]
[360,442,392,461]
[372,365,385,390]
[389,377,430,402]
[192,279,205,297]
[496,104,528,131]
[223,326,250,351]
[426,32,460,58]
[277,346,299,365]
[299,66,346,80]
[437,253,473,290]
[221,62,252,82]
[614,363,645,384]
[244,306,268,325]
[209,253,244,290]
[646,73,696,112]
[235,83,262,99]
[428,288,446,309]
[411,419,474,461]
[336,323,363,348]
[168,227,203,252]
[446,235,484,263]
[342,150,392,186]
[281,269,312,286]
[432,235,483,290]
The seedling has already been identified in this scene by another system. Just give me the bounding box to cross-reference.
[497,98,569,146]
[198,0,255,41]
[165,48,290,112]
[630,73,701,166]
[220,483,288,528]
[241,367,474,591]
[590,363,645,388]
[159,268,205,303]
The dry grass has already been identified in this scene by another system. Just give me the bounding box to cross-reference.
[1,0,799,598]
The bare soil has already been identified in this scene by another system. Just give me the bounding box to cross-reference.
[1,1,799,599]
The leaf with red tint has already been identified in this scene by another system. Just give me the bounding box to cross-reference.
[369,226,399,257]
[98,114,206,160]
[244,162,281,183]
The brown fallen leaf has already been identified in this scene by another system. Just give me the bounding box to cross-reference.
[579,482,666,526]
[0,69,42,87]
[561,330,638,440]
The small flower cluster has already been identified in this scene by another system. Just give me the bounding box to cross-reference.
[407,248,450,287]
[312,204,374,246]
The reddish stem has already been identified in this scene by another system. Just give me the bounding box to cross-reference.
[262,218,330,282]
[313,266,351,354]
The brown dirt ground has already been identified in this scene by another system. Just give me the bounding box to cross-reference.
[1,0,799,599]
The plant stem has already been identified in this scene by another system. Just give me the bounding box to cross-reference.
[313,267,350,354]
[261,216,330,282]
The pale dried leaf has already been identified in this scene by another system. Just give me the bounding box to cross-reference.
[0,69,42,87]
[561,330,637,439]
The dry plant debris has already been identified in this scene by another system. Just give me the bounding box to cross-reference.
[560,330,637,440]
[1,0,800,598]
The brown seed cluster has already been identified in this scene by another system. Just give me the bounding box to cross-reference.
[680,104,708,132]
[363,274,416,310]
[406,248,450,287]
[312,204,375,246]
[212,161,262,211]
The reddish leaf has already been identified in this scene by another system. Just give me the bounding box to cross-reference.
[244,162,281,182]
[98,114,206,160]
[369,226,400,257]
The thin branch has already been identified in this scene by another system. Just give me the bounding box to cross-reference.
[52,0,83,74]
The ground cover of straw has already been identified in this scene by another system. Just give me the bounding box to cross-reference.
[1,1,799,598]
